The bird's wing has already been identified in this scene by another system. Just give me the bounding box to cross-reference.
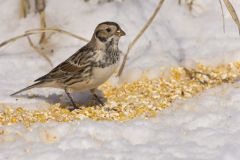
[35,45,95,83]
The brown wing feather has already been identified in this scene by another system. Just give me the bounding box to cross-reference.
[59,61,84,73]
[35,44,94,82]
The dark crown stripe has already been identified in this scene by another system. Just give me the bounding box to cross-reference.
[98,21,120,30]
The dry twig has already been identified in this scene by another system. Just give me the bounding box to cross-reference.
[19,0,30,18]
[0,27,89,48]
[117,0,165,76]
[178,0,181,5]
[0,28,89,65]
[39,11,47,44]
[187,0,195,12]
[178,0,196,12]
[26,35,53,66]
[35,0,47,44]
[19,0,48,43]
[26,28,89,42]
[219,0,226,33]
[223,0,240,34]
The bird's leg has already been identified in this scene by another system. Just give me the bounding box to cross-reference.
[64,88,78,110]
[90,89,104,106]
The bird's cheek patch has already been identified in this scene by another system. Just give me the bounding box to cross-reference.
[96,31,107,42]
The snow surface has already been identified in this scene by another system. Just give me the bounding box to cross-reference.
[1,0,240,159]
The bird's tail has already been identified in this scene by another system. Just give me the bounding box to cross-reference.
[10,81,44,96]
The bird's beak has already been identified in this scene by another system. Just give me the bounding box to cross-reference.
[115,28,126,37]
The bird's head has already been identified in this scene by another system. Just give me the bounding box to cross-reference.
[91,22,125,49]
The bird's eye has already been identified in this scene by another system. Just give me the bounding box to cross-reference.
[106,28,111,32]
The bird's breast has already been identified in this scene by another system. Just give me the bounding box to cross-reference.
[91,61,119,85]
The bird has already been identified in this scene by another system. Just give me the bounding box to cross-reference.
[11,21,126,110]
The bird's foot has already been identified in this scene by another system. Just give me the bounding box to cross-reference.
[90,89,105,106]
[93,94,104,106]
[67,105,79,111]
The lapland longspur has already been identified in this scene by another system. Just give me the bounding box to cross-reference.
[11,21,126,110]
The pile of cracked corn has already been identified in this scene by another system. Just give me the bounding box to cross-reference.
[1,62,240,127]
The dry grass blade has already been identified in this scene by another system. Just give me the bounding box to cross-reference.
[117,0,165,77]
[39,11,47,44]
[0,28,89,48]
[26,35,53,66]
[219,0,226,33]
[35,0,47,44]
[187,0,195,12]
[223,0,240,34]
[35,0,46,12]
[26,28,89,42]
[0,28,88,65]
[19,0,30,18]
[0,33,33,47]
[178,0,181,5]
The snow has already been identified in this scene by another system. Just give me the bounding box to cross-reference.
[1,0,240,159]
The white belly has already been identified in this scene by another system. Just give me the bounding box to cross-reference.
[91,63,119,85]
[69,62,119,91]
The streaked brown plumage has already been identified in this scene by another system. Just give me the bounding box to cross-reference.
[11,21,126,110]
